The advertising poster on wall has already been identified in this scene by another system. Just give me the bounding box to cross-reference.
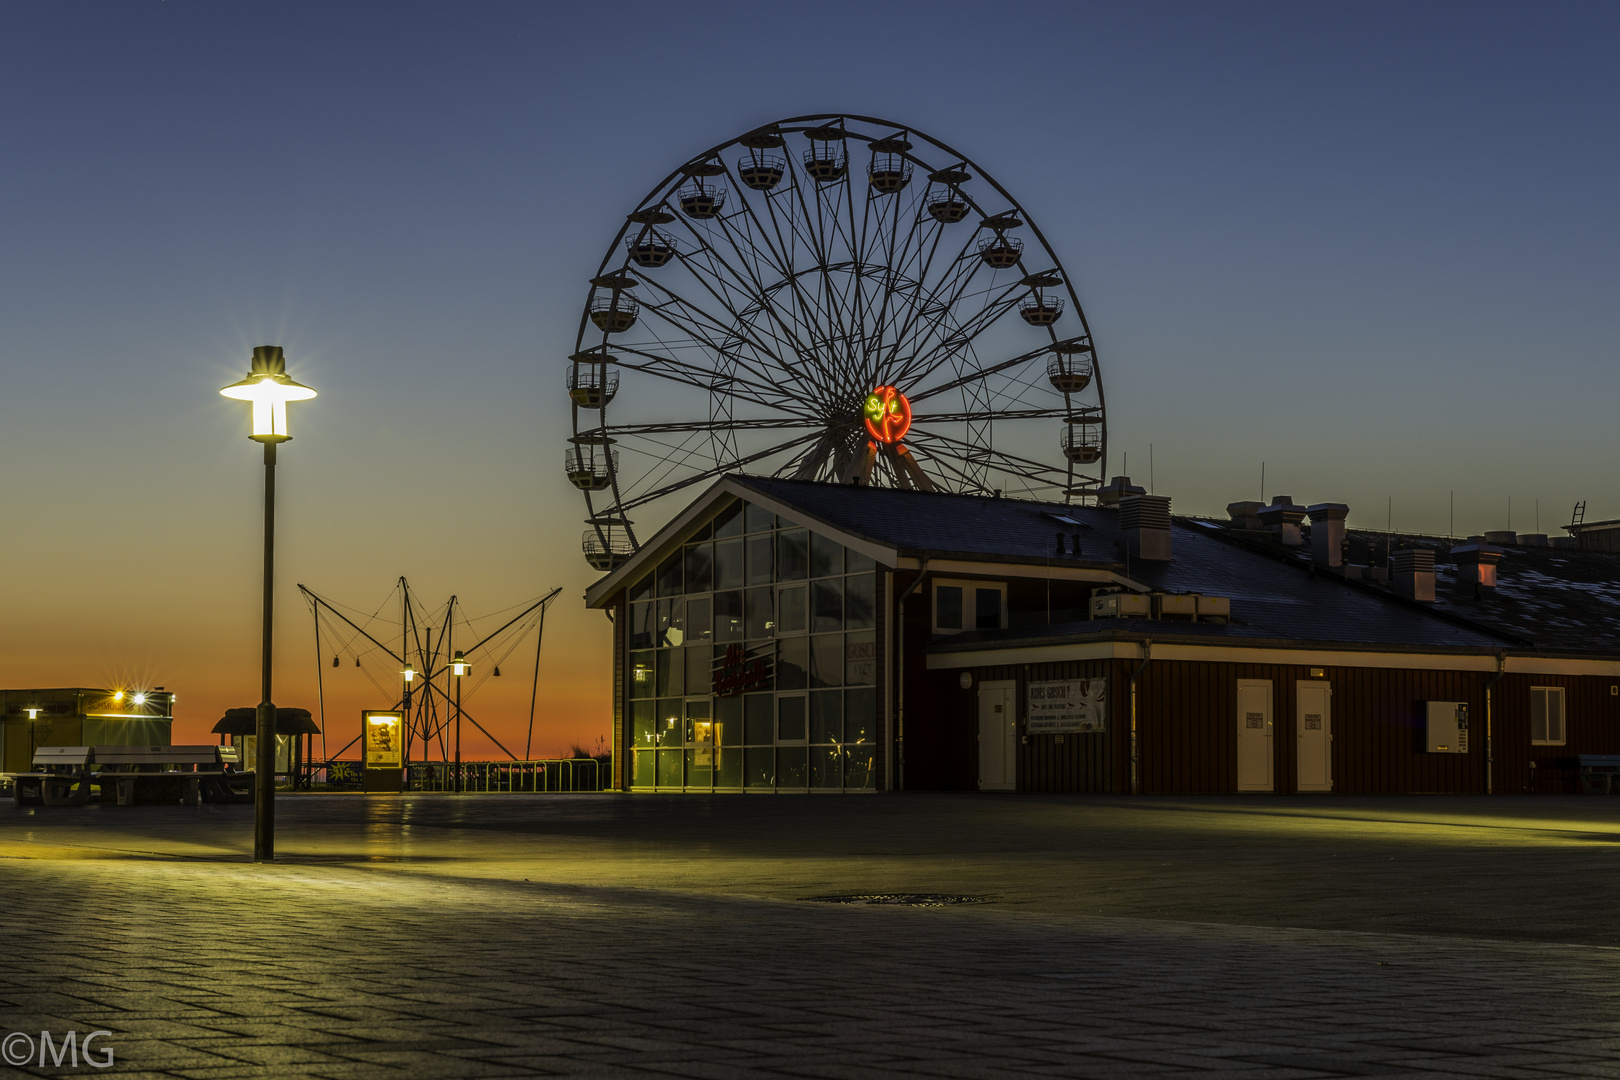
[1026,679,1107,733]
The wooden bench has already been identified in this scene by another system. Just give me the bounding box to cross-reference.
[1578,754,1620,795]
[11,746,95,807]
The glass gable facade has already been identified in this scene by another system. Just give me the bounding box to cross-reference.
[626,498,878,791]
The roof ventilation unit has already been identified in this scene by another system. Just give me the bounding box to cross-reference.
[1451,543,1504,597]
[1391,548,1436,603]
[1306,503,1349,569]
[1120,494,1172,562]
[1257,496,1307,546]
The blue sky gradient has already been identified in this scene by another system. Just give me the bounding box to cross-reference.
[2,1,1615,749]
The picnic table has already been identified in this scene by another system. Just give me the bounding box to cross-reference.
[11,745,254,807]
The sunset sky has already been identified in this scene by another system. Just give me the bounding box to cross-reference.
[2,2,1616,756]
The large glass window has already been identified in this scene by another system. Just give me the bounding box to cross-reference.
[655,649,684,697]
[745,587,773,639]
[745,504,775,533]
[629,571,653,603]
[777,585,807,635]
[810,633,843,688]
[685,597,712,643]
[746,534,774,585]
[845,632,877,685]
[714,590,743,642]
[630,601,654,649]
[812,578,843,633]
[810,533,843,578]
[778,529,808,581]
[714,500,744,538]
[626,499,883,791]
[656,598,684,647]
[777,637,808,690]
[685,646,712,695]
[778,695,807,742]
[685,543,714,593]
[629,651,653,699]
[845,574,875,629]
[715,539,744,590]
[657,552,683,597]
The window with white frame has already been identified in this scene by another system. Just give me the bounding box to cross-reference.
[932,579,1006,634]
[1530,686,1566,745]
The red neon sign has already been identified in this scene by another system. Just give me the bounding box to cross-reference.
[863,386,912,444]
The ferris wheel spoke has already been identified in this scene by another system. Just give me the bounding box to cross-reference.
[905,427,1072,485]
[906,342,1057,405]
[609,346,795,411]
[677,221,837,399]
[891,279,1030,391]
[634,280,809,397]
[589,417,826,437]
[916,407,1069,424]
[613,429,829,513]
[876,240,985,378]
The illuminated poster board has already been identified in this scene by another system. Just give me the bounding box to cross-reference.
[362,711,403,769]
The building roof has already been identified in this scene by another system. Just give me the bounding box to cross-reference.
[1343,531,1620,653]
[589,476,1516,652]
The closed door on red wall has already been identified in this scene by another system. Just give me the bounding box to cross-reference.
[1237,679,1273,792]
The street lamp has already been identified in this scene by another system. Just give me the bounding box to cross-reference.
[220,345,316,862]
[450,650,470,793]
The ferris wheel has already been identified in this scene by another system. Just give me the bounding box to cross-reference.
[567,113,1106,571]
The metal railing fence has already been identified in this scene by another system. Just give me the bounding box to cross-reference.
[406,758,610,793]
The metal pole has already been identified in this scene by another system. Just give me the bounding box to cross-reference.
[455,673,462,794]
[254,440,278,862]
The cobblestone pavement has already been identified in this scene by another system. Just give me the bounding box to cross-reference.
[3,794,1620,1078]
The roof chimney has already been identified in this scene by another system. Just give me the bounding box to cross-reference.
[1391,548,1436,602]
[1120,494,1172,562]
[1257,496,1307,546]
[1306,503,1348,569]
[1096,475,1146,507]
[1451,543,1503,597]
[1226,501,1264,530]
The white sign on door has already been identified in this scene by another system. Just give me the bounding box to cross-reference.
[1026,679,1106,733]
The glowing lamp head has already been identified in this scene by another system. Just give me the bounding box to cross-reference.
[113,691,123,701]
[132,692,147,706]
[402,666,416,684]
[862,385,912,444]
[25,708,39,720]
[219,346,316,443]
[450,650,471,678]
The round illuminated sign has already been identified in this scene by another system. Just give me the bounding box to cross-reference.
[863,386,912,444]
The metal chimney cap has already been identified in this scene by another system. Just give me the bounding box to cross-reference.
[1306,503,1349,520]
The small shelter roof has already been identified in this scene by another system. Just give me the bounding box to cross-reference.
[212,707,320,736]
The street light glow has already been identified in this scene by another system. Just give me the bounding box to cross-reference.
[219,346,317,443]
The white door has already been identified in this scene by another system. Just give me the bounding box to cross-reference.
[1296,681,1332,792]
[978,681,1017,791]
[1236,679,1273,792]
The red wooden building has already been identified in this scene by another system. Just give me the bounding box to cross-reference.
[584,477,1620,795]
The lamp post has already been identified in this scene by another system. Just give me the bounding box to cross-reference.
[450,650,470,793]
[220,345,316,863]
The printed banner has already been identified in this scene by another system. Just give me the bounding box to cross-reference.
[1026,679,1107,733]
